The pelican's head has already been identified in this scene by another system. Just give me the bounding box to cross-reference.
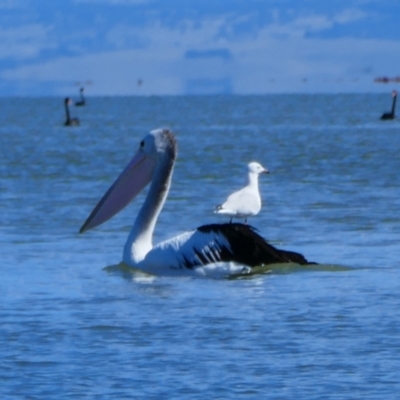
[248,161,269,175]
[79,128,176,233]
[144,128,177,161]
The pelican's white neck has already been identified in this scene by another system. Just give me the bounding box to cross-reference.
[123,149,175,265]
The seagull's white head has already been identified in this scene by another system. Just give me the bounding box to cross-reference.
[248,161,269,175]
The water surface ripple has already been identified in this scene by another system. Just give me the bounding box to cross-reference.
[1,95,400,399]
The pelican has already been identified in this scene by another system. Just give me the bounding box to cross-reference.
[380,90,397,120]
[215,162,268,223]
[79,129,313,278]
[64,97,80,126]
[75,87,85,107]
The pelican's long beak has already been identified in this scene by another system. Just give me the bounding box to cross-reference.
[79,150,156,233]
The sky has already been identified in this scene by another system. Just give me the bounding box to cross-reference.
[1,0,400,96]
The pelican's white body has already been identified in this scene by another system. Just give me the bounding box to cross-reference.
[124,229,250,277]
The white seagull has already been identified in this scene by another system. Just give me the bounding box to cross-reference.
[215,162,269,223]
[80,129,312,278]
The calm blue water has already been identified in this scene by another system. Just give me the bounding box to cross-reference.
[1,94,400,398]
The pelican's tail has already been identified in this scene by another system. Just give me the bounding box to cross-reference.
[198,223,316,266]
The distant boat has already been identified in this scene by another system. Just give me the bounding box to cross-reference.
[380,91,397,120]
[75,87,85,107]
[64,97,80,126]
[374,76,390,84]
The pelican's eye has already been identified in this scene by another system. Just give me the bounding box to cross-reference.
[140,140,145,148]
